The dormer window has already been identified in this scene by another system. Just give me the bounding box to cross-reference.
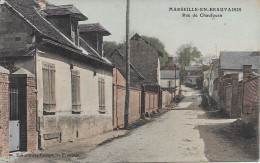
[42,4,87,46]
[79,23,111,56]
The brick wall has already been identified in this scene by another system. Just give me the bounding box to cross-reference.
[144,92,158,114]
[242,76,259,125]
[26,77,37,151]
[219,73,240,118]
[225,85,232,116]
[237,81,243,117]
[113,68,142,129]
[230,73,240,118]
[9,73,37,152]
[162,90,172,107]
[0,69,10,156]
[219,65,259,123]
[113,85,142,129]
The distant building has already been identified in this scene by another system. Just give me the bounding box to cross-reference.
[110,33,162,86]
[184,66,203,85]
[219,51,260,78]
[161,56,180,70]
[160,70,180,93]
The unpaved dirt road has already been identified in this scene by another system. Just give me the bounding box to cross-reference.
[71,86,251,162]
[8,86,258,162]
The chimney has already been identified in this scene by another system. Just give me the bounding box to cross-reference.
[167,57,173,64]
[38,0,46,8]
[243,65,252,81]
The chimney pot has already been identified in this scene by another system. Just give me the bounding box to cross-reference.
[38,0,46,8]
[243,65,252,81]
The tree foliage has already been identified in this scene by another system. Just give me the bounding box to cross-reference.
[141,36,169,67]
[177,44,203,70]
[202,65,210,71]
[103,36,170,68]
[103,41,123,56]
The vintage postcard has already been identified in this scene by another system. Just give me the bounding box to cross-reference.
[0,0,259,162]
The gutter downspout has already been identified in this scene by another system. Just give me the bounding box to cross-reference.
[34,34,40,149]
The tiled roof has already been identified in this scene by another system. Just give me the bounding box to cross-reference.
[5,0,79,50]
[185,66,203,71]
[4,0,112,66]
[161,70,180,79]
[109,50,148,88]
[42,4,87,21]
[79,23,111,36]
[220,51,260,70]
[131,33,163,57]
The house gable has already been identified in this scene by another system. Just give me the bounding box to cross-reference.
[117,34,161,85]
[109,50,147,88]
[0,4,35,57]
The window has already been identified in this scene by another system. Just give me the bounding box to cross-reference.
[42,62,56,113]
[71,70,81,113]
[15,37,21,41]
[98,78,105,113]
[168,81,172,87]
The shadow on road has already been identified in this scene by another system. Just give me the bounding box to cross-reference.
[197,110,228,119]
[197,120,258,162]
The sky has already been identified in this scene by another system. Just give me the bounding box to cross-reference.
[51,0,260,57]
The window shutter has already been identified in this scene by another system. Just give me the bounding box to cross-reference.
[98,77,105,112]
[42,65,50,111]
[72,70,81,112]
[42,62,56,113]
[50,64,56,110]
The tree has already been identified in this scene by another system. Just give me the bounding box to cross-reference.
[103,41,123,56]
[177,44,203,70]
[141,36,169,67]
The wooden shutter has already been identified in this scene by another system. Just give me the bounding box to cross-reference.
[72,70,81,112]
[98,78,105,112]
[42,62,56,112]
[50,64,56,110]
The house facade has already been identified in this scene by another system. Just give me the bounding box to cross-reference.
[219,51,260,77]
[184,66,203,85]
[160,70,180,90]
[160,56,180,91]
[0,0,114,154]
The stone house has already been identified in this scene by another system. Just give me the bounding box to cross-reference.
[219,51,260,78]
[0,0,114,154]
[160,70,180,92]
[184,66,203,85]
[160,56,180,92]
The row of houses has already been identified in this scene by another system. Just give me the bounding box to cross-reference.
[205,51,259,125]
[0,0,179,156]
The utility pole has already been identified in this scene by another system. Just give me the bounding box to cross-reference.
[124,0,130,129]
[174,65,176,98]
